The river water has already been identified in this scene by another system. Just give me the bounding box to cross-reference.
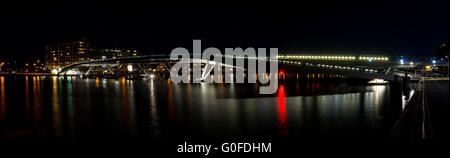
[0,76,403,140]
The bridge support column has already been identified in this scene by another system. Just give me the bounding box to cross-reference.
[113,64,124,77]
[105,65,115,75]
[201,62,217,81]
[163,63,171,71]
[139,64,149,75]
[85,66,95,77]
[137,64,150,78]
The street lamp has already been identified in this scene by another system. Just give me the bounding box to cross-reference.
[0,62,4,72]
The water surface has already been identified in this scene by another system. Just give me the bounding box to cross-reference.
[0,76,402,140]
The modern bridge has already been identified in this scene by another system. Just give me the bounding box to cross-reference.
[56,54,418,81]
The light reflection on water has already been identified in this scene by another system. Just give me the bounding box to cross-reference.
[0,77,5,121]
[0,76,400,139]
[277,85,288,135]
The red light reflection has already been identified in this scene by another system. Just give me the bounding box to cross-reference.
[277,85,289,135]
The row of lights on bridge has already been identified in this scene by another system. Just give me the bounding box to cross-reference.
[277,55,389,61]
[358,57,389,61]
[279,60,378,73]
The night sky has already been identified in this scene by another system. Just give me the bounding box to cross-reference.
[1,0,448,60]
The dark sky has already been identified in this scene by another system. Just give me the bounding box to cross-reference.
[1,0,448,60]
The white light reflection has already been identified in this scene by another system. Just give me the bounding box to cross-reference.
[149,79,161,137]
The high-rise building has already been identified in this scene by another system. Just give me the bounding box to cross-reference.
[44,38,93,70]
[45,38,143,70]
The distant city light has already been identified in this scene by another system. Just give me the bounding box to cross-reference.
[400,59,404,65]
[432,60,436,64]
[127,64,133,72]
[409,62,414,65]
[425,65,432,71]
